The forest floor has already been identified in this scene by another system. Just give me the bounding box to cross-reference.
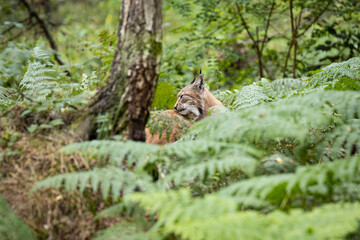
[0,117,117,240]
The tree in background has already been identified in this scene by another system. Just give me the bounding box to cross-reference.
[80,0,162,141]
[234,0,276,78]
[162,0,360,83]
[284,0,332,77]
[1,0,64,65]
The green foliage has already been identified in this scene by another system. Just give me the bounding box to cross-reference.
[261,78,307,99]
[1,0,359,237]
[129,189,360,240]
[0,195,37,240]
[20,47,57,100]
[219,156,360,208]
[0,127,21,159]
[94,221,159,240]
[36,139,260,196]
[151,82,177,110]
[147,110,191,142]
[215,78,307,110]
[308,57,360,88]
[0,86,12,111]
[29,57,360,239]
[31,166,154,200]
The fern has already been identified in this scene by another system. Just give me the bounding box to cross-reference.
[215,84,271,110]
[129,189,360,240]
[190,90,360,160]
[261,77,306,98]
[216,78,306,110]
[32,166,154,199]
[309,57,360,88]
[94,205,159,240]
[189,90,331,144]
[147,111,191,142]
[59,140,161,167]
[57,139,261,189]
[318,120,360,161]
[28,58,360,240]
[219,156,360,208]
[20,47,57,100]
[0,86,12,111]
[0,194,37,240]
[94,222,159,240]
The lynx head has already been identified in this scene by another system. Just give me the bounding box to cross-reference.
[174,73,205,118]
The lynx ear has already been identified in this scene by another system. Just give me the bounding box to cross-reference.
[193,74,204,89]
[190,77,196,84]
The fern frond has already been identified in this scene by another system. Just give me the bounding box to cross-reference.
[232,84,271,110]
[0,86,12,111]
[161,149,258,186]
[214,89,238,106]
[318,120,360,161]
[129,189,360,240]
[0,195,37,240]
[60,140,261,188]
[0,86,8,100]
[147,111,191,141]
[32,46,50,60]
[31,167,153,199]
[189,93,329,144]
[129,189,238,230]
[309,57,360,88]
[20,47,57,100]
[190,90,360,145]
[93,221,159,240]
[60,140,161,167]
[219,156,360,207]
[215,84,271,110]
[261,78,306,98]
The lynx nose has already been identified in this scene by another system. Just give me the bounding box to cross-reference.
[174,106,178,111]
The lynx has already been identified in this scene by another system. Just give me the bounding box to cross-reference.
[146,73,222,144]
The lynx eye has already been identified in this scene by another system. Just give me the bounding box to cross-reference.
[180,95,183,99]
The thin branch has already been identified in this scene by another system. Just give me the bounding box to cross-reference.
[235,3,258,48]
[283,40,294,77]
[1,18,28,35]
[1,25,16,35]
[260,0,275,53]
[18,0,65,66]
[235,2,264,77]
[289,0,297,78]
[1,23,36,44]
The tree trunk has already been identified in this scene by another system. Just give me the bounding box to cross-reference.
[80,0,162,141]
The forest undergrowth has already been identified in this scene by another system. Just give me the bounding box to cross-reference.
[1,50,360,239]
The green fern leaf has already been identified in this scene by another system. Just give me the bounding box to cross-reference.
[0,195,37,240]
[31,167,153,199]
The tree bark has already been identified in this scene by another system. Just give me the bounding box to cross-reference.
[80,0,162,141]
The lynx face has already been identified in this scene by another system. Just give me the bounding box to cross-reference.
[174,75,205,117]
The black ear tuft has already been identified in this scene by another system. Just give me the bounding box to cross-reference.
[200,69,202,74]
[193,74,204,88]
[190,77,196,84]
